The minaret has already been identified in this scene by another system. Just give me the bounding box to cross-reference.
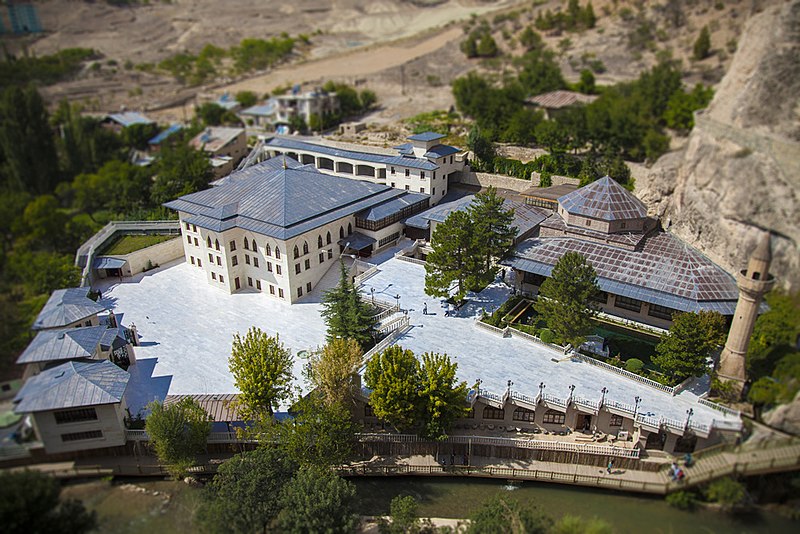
[718,232,775,385]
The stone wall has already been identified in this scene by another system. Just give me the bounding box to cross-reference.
[454,171,532,192]
[125,237,183,275]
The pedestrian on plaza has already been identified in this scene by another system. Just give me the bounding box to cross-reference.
[423,302,427,315]
[607,460,614,474]
[670,462,679,481]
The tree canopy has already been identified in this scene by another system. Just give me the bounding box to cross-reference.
[534,252,600,348]
[467,494,552,534]
[229,327,294,418]
[145,397,211,477]
[653,311,726,382]
[308,337,363,408]
[320,261,377,350]
[276,465,359,534]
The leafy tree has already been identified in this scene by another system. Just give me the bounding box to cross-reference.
[581,1,597,29]
[231,36,294,73]
[70,160,153,217]
[552,514,612,534]
[704,477,745,508]
[277,465,359,534]
[0,86,60,194]
[467,125,497,168]
[468,494,552,534]
[519,27,543,51]
[665,490,698,511]
[643,128,670,163]
[199,446,297,534]
[308,112,323,132]
[0,470,96,534]
[468,186,517,285]
[196,102,239,126]
[151,141,212,204]
[534,252,600,348]
[320,260,377,350]
[19,195,69,251]
[121,122,159,150]
[6,250,81,296]
[693,25,712,60]
[653,311,726,382]
[51,100,123,177]
[235,90,258,108]
[365,345,420,431]
[502,108,544,146]
[425,210,478,303]
[461,35,478,58]
[664,84,714,133]
[747,376,783,408]
[535,120,570,153]
[517,49,566,97]
[145,398,211,477]
[379,495,423,534]
[625,358,644,373]
[576,69,596,94]
[308,337,363,407]
[229,327,294,418]
[359,89,378,110]
[288,113,308,134]
[477,33,499,57]
[417,352,469,440]
[271,394,357,468]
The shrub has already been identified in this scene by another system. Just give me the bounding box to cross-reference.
[539,328,555,344]
[625,358,644,373]
[705,477,745,507]
[666,490,697,511]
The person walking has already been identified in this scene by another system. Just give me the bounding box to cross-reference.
[607,460,614,474]
[423,302,427,315]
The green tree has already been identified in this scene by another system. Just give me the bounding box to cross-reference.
[643,128,670,163]
[477,33,499,57]
[145,398,211,477]
[705,477,745,509]
[517,49,566,97]
[307,112,323,132]
[467,125,497,168]
[533,252,600,348]
[519,27,543,51]
[365,345,420,431]
[553,514,612,534]
[359,89,378,110]
[535,120,570,153]
[576,69,596,94]
[19,195,69,251]
[229,327,294,418]
[271,394,357,467]
[461,36,478,58]
[379,495,423,534]
[664,84,714,133]
[468,186,517,286]
[235,90,258,108]
[199,446,297,534]
[121,122,159,150]
[0,86,60,194]
[418,352,469,440]
[581,1,597,29]
[51,100,123,177]
[196,102,229,126]
[425,210,478,303]
[277,465,359,534]
[288,113,307,134]
[468,494,552,534]
[308,338,363,407]
[747,292,800,377]
[320,260,377,350]
[653,311,726,382]
[693,25,712,60]
[151,141,212,204]
[0,470,96,534]
[6,250,81,296]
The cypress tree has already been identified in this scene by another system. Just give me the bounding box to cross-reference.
[693,26,711,60]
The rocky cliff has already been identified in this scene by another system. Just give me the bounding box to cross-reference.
[636,0,800,291]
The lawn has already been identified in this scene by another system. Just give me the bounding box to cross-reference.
[102,234,176,255]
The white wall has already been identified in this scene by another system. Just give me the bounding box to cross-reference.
[32,402,127,454]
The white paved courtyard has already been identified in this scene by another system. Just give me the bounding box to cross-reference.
[99,245,738,429]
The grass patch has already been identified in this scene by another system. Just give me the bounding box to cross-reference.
[102,234,175,256]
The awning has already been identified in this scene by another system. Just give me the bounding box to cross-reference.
[93,257,126,269]
[338,232,376,251]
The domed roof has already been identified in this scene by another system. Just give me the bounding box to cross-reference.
[558,176,648,222]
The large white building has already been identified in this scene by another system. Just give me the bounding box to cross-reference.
[165,157,430,302]
[263,132,465,205]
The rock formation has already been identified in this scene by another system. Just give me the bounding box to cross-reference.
[636,0,800,291]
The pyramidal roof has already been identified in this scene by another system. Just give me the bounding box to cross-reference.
[558,176,648,222]
[16,325,109,365]
[14,360,130,413]
[32,288,109,331]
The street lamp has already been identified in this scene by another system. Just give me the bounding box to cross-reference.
[370,287,375,305]
[685,408,694,429]
[600,387,608,407]
[633,396,642,419]
[475,378,482,393]
[507,379,514,393]
[394,293,401,311]
[568,384,575,403]
[538,382,546,401]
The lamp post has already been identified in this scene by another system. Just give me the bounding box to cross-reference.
[633,395,641,420]
[600,387,608,407]
[568,384,575,404]
[538,382,545,401]
[685,408,694,430]
[370,287,375,305]
[507,380,514,394]
[475,378,482,393]
[394,293,401,311]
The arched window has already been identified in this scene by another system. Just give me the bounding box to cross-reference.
[318,235,323,248]
[275,247,281,259]
[483,406,504,420]
[326,231,331,245]
[265,243,271,256]
[339,226,344,239]
[347,223,352,235]
[215,239,220,251]
[512,407,535,422]
[251,239,257,251]
[303,241,309,255]
[207,236,212,248]
[244,239,249,250]
[293,245,299,259]
[543,410,565,425]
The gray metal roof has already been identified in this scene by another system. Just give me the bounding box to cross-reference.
[148,123,183,145]
[93,257,127,269]
[393,143,413,155]
[356,192,429,222]
[408,132,445,142]
[558,177,648,222]
[505,231,739,308]
[14,360,130,413]
[267,137,439,171]
[165,160,412,240]
[339,232,376,250]
[32,288,109,331]
[210,155,304,186]
[16,326,109,365]
[241,100,277,116]
[424,145,460,158]
[106,111,154,127]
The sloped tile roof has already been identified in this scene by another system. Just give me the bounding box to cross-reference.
[526,90,599,109]
[558,176,648,221]
[32,288,109,331]
[14,360,129,413]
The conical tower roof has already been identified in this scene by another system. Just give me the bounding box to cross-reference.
[558,176,647,222]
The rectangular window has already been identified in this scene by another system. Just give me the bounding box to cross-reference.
[304,259,310,270]
[297,287,303,297]
[586,219,591,226]
[247,277,253,287]
[276,265,282,275]
[591,291,609,304]
[253,257,259,268]
[197,259,202,267]
[229,240,236,251]
[391,166,395,174]
[219,275,224,283]
[420,187,425,193]
[379,232,400,247]
[391,182,395,188]
[319,253,325,264]
[270,285,275,295]
[192,225,197,232]
[483,407,505,420]
[543,410,566,424]
[609,414,624,427]
[54,407,97,424]
[295,264,301,274]
[327,250,333,259]
[432,187,435,195]
[190,256,195,265]
[187,235,191,244]
[405,169,409,177]
[450,156,453,164]
[216,256,221,266]
[648,304,676,321]
[405,185,409,191]
[512,407,535,422]
[194,237,198,246]
[433,171,436,179]
[185,222,190,230]
[208,253,213,263]
[232,255,238,266]
[235,277,241,289]
[245,254,250,265]
[306,282,312,293]
[212,272,217,280]
[256,280,262,290]
[421,171,425,180]
[614,295,643,313]
[267,262,273,272]
[61,430,103,442]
